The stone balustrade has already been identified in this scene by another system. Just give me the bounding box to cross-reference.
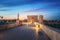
[40,24,60,40]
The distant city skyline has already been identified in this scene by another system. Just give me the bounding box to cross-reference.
[0,0,60,20]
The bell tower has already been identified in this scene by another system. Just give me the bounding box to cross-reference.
[17,13,19,20]
[16,13,20,25]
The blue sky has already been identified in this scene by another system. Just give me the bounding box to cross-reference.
[0,0,60,20]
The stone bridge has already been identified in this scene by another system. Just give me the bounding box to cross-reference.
[37,23,60,40]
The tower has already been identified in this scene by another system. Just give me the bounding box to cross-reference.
[16,13,20,25]
[17,13,19,20]
[39,15,43,24]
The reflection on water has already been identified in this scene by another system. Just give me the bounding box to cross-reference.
[35,26,39,40]
[33,25,39,40]
[27,24,40,40]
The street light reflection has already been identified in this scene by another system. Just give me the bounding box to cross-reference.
[23,22,40,40]
[35,25,39,40]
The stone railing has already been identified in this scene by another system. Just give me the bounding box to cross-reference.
[40,24,60,40]
[0,23,20,30]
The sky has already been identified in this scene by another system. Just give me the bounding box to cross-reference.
[0,0,60,20]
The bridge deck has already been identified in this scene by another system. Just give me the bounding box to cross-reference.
[0,25,50,40]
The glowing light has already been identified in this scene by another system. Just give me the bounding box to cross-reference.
[35,24,39,40]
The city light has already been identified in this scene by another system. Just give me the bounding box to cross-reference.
[0,0,60,40]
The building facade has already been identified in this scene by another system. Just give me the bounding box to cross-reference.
[38,15,43,24]
[27,15,38,23]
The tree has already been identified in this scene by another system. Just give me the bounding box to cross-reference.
[0,16,3,19]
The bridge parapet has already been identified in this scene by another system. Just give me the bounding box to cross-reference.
[40,24,60,40]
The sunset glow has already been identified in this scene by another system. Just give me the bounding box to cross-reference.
[0,0,60,20]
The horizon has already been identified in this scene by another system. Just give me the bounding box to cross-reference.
[0,0,60,20]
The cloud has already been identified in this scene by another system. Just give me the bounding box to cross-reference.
[0,0,60,7]
[47,2,60,8]
[0,4,5,8]
[0,0,38,7]
[0,9,11,11]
